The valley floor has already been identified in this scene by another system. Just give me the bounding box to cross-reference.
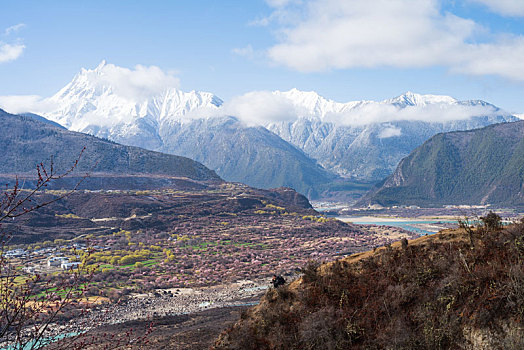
[51,305,253,349]
[45,279,270,349]
[3,185,420,349]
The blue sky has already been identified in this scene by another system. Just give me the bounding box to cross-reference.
[1,0,524,113]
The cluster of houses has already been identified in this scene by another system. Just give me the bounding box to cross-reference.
[3,249,80,275]
[47,256,81,270]
[3,248,28,259]
[3,243,88,260]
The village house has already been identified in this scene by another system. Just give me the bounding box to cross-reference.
[47,256,69,267]
[4,249,27,258]
[22,266,37,274]
[61,261,81,270]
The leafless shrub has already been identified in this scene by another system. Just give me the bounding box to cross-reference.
[298,307,350,350]
[301,260,320,284]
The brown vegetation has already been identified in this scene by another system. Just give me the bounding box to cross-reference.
[214,219,524,349]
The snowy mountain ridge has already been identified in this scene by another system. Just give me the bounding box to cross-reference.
[270,89,502,126]
[41,61,506,131]
[278,88,461,119]
[45,61,223,132]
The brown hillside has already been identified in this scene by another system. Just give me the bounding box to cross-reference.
[214,220,524,350]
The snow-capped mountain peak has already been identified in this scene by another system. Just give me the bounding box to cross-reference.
[385,91,458,106]
[273,89,365,121]
[44,61,222,130]
[94,59,107,70]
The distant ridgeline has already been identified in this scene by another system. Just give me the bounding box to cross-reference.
[0,109,221,190]
[360,120,524,208]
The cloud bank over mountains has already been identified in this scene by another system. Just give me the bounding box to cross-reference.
[218,89,503,126]
[0,95,55,115]
[257,0,524,81]
[0,62,509,127]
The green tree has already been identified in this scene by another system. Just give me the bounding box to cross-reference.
[481,211,502,231]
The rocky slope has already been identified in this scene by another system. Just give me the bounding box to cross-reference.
[267,90,517,180]
[360,120,524,207]
[156,116,335,197]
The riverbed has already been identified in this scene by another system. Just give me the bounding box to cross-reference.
[336,215,457,235]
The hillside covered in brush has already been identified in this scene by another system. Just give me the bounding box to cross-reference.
[0,108,221,187]
[360,120,524,208]
[214,218,524,349]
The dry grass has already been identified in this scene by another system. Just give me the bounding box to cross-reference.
[214,221,524,350]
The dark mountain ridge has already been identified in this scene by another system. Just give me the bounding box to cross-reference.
[359,120,524,208]
[0,108,221,187]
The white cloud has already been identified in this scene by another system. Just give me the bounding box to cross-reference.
[0,42,25,63]
[0,95,57,114]
[220,91,301,126]
[262,0,524,81]
[250,0,304,27]
[327,102,500,126]
[232,45,255,59]
[265,0,299,8]
[164,90,302,126]
[83,61,180,100]
[469,0,524,16]
[249,16,273,27]
[4,23,25,36]
[451,38,524,80]
[0,24,26,63]
[378,125,402,138]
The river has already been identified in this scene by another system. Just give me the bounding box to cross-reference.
[335,216,457,235]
